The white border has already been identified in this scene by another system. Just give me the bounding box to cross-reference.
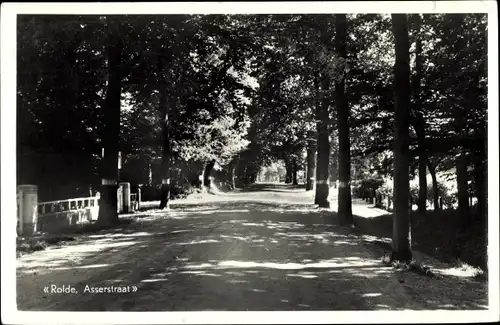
[1,1,499,324]
[0,1,498,14]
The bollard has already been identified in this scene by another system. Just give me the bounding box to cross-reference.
[117,185,123,213]
[17,185,38,236]
[120,182,131,213]
[137,186,142,210]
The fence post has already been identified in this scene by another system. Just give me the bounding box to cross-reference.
[120,182,131,213]
[137,185,142,210]
[17,185,38,236]
[117,185,123,213]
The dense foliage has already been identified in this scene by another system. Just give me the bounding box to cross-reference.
[17,13,488,264]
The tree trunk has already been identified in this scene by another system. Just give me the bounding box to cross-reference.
[391,14,412,262]
[474,151,486,223]
[335,14,353,223]
[314,69,330,208]
[284,157,292,184]
[291,158,298,185]
[97,18,122,227]
[158,57,171,210]
[230,157,238,189]
[427,158,440,210]
[456,151,469,222]
[454,111,469,224]
[203,159,216,190]
[245,161,258,185]
[450,15,471,231]
[453,93,469,222]
[411,14,427,215]
[235,153,246,188]
[306,131,317,191]
[329,139,338,188]
[417,131,427,214]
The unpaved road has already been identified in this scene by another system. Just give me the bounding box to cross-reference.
[17,184,488,311]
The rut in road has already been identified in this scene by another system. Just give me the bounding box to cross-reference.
[16,184,488,311]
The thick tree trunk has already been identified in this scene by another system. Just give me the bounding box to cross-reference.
[411,14,427,215]
[314,70,330,208]
[453,93,469,221]
[239,157,251,187]
[417,135,427,213]
[248,163,258,184]
[306,131,317,191]
[292,158,299,185]
[391,14,412,262]
[97,18,122,226]
[158,58,171,210]
[230,157,238,190]
[235,153,246,188]
[329,142,338,188]
[456,151,469,222]
[474,152,486,223]
[450,15,470,231]
[335,14,353,224]
[454,127,469,224]
[427,158,440,210]
[203,159,216,190]
[244,161,258,185]
[284,157,292,184]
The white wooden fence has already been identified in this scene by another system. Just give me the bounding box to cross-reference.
[18,183,142,235]
[37,196,100,232]
[38,196,100,215]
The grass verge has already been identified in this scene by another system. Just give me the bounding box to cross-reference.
[16,217,137,258]
[353,207,487,272]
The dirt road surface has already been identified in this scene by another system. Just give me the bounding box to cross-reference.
[16,184,488,311]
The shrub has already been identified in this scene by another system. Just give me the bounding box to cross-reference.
[360,177,384,190]
[408,180,456,209]
[377,179,393,197]
[352,177,384,199]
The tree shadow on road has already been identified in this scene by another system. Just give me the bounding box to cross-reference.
[17,196,488,312]
[352,210,488,273]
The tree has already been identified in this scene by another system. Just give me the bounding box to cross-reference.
[97,16,122,226]
[409,14,427,215]
[421,14,486,224]
[158,54,171,209]
[314,69,331,208]
[390,14,412,262]
[312,17,337,208]
[335,14,354,224]
[17,15,108,200]
[306,130,317,191]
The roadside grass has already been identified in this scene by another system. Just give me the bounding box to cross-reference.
[16,217,137,258]
[410,208,487,272]
[16,235,75,258]
[354,205,487,280]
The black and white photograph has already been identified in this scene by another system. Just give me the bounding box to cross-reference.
[1,1,498,324]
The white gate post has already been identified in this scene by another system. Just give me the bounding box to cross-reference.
[120,182,131,213]
[117,185,123,213]
[137,185,142,210]
[17,185,38,236]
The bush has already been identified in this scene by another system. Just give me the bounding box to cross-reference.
[361,177,385,190]
[411,208,487,270]
[408,180,456,209]
[352,177,384,199]
[377,178,393,196]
